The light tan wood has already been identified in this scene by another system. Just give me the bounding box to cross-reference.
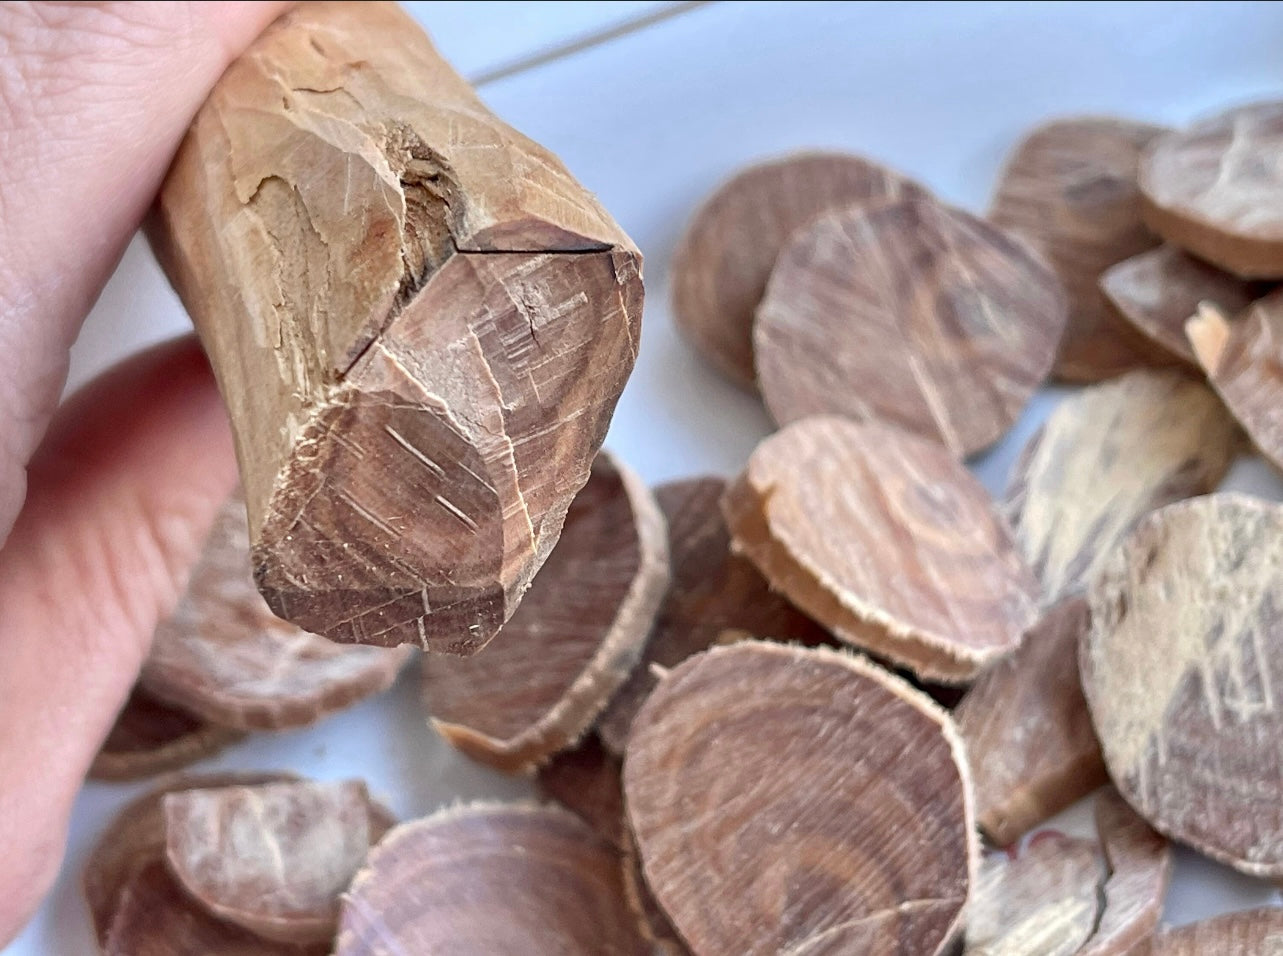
[1142,907,1283,954]
[151,1,643,652]
[89,688,243,783]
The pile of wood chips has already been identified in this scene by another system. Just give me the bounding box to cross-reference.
[85,101,1283,955]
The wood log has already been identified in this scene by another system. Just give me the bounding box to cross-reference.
[151,1,643,653]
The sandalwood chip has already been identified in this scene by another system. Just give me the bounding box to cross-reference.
[755,197,1066,457]
[624,641,975,956]
[141,491,413,731]
[423,452,669,771]
[1083,494,1283,877]
[1004,368,1239,606]
[596,476,828,754]
[1143,908,1283,954]
[955,597,1106,847]
[334,803,650,955]
[670,152,929,387]
[989,116,1172,381]
[1099,244,1268,364]
[89,687,243,782]
[1140,101,1283,278]
[724,416,1038,682]
[534,734,625,848]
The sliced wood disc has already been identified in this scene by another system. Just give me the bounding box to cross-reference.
[1083,494,1283,877]
[334,802,650,955]
[163,779,392,945]
[755,197,1066,458]
[534,733,626,848]
[140,491,412,731]
[1004,368,1240,606]
[1188,290,1283,472]
[989,116,1172,381]
[623,641,975,956]
[422,451,669,772]
[1140,101,1283,278]
[724,416,1038,682]
[596,476,829,754]
[670,152,929,387]
[1099,244,1269,364]
[89,687,243,782]
[1144,908,1283,954]
[955,597,1106,847]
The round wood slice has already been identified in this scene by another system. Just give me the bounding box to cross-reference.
[334,802,650,955]
[1083,494,1283,877]
[1144,907,1283,954]
[596,476,829,755]
[723,416,1039,682]
[89,687,243,782]
[621,831,690,956]
[163,779,393,945]
[1140,101,1283,278]
[989,116,1172,381]
[140,491,412,731]
[1188,290,1283,472]
[755,197,1066,458]
[623,641,975,956]
[670,152,930,387]
[423,451,669,772]
[1099,244,1268,364]
[534,733,626,848]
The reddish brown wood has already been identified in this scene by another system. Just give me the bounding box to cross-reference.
[89,687,243,783]
[534,734,626,848]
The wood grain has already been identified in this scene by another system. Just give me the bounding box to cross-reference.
[623,641,975,956]
[1140,101,1283,278]
[423,451,669,772]
[89,687,243,783]
[1083,494,1283,877]
[955,597,1106,847]
[1004,369,1239,606]
[755,197,1066,458]
[1141,907,1283,954]
[151,0,643,652]
[140,491,412,732]
[724,416,1038,682]
[670,152,928,387]
[596,477,829,755]
[989,116,1173,381]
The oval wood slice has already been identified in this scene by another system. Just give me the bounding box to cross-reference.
[596,476,829,754]
[1004,368,1239,606]
[140,491,412,731]
[89,687,243,782]
[422,451,669,772]
[755,197,1066,458]
[955,597,1106,847]
[1083,494,1283,877]
[723,416,1038,682]
[163,779,392,945]
[534,733,626,848]
[1188,290,1283,472]
[1099,244,1268,364]
[1143,907,1283,954]
[623,641,975,956]
[334,802,651,955]
[670,152,929,387]
[1140,101,1283,278]
[989,116,1172,381]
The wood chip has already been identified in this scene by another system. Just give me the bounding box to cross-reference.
[534,734,625,848]
[163,780,392,945]
[1140,101,1283,278]
[1004,369,1240,606]
[423,452,669,772]
[755,197,1066,457]
[1078,789,1171,956]
[724,416,1038,682]
[622,831,690,956]
[1188,290,1283,472]
[1142,908,1283,954]
[670,152,929,387]
[955,597,1107,847]
[140,491,413,732]
[595,476,828,754]
[334,802,650,955]
[1099,244,1268,364]
[989,116,1173,381]
[89,687,243,782]
[624,641,975,956]
[964,834,1104,956]
[1083,494,1283,877]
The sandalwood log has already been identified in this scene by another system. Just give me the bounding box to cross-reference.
[151,1,643,652]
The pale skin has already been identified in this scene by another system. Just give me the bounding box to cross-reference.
[0,2,293,942]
